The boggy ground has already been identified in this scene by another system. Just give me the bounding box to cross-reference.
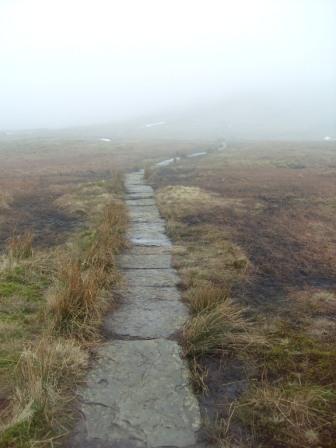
[150,140,336,447]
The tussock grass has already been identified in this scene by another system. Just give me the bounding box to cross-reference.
[0,183,127,446]
[48,261,106,340]
[7,232,33,260]
[0,337,88,446]
[187,284,230,315]
[48,199,127,340]
[183,284,265,358]
[183,299,249,357]
[109,170,125,195]
[83,201,127,269]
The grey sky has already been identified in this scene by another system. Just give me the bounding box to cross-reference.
[0,0,335,131]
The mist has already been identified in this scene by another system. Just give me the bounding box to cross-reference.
[1,0,335,138]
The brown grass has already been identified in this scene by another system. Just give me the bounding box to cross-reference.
[183,300,246,357]
[48,199,127,341]
[236,383,336,447]
[0,181,128,446]
[0,338,88,446]
[7,232,33,260]
[150,141,336,447]
[186,284,230,314]
[48,261,106,340]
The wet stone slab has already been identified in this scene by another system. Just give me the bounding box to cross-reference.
[128,206,162,223]
[130,237,171,247]
[118,254,172,269]
[125,245,171,255]
[125,268,179,287]
[128,230,169,245]
[126,198,157,206]
[126,185,154,194]
[104,296,188,338]
[70,340,200,447]
[120,286,182,303]
[129,221,166,233]
[127,192,154,199]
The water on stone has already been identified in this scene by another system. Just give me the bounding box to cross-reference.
[68,170,202,448]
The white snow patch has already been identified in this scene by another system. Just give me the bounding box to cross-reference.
[187,151,207,158]
[145,121,166,128]
[99,138,111,142]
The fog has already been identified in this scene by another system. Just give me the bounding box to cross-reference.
[1,0,335,138]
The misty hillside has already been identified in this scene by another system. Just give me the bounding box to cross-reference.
[34,90,334,141]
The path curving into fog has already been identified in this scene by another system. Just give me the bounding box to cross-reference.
[69,170,202,447]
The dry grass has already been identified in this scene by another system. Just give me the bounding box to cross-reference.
[109,170,125,195]
[0,192,11,210]
[236,383,336,447]
[183,300,260,358]
[150,142,336,447]
[48,199,127,341]
[0,176,128,446]
[48,261,106,340]
[182,283,260,358]
[186,284,230,315]
[0,338,88,447]
[7,232,33,260]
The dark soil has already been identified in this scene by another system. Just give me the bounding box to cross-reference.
[0,191,81,250]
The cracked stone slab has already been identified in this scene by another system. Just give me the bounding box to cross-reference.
[120,286,182,303]
[125,268,179,287]
[126,198,157,206]
[125,245,172,255]
[126,192,154,199]
[130,237,171,247]
[126,185,153,194]
[128,206,162,222]
[118,254,172,269]
[128,224,170,246]
[104,297,188,338]
[129,221,166,233]
[128,230,169,244]
[70,340,200,448]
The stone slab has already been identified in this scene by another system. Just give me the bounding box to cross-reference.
[125,245,171,255]
[124,268,179,287]
[126,198,157,206]
[118,254,172,269]
[126,185,153,194]
[126,192,154,199]
[129,221,166,233]
[120,286,182,302]
[104,297,188,338]
[128,206,162,223]
[71,340,200,447]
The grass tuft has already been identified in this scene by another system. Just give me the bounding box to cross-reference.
[183,299,248,357]
[7,233,33,260]
[47,260,106,340]
[0,337,88,447]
